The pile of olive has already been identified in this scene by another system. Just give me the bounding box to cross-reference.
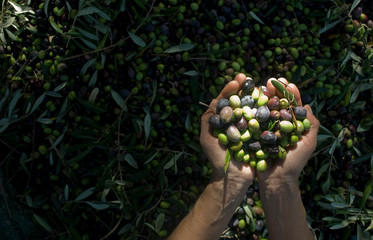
[209,77,310,172]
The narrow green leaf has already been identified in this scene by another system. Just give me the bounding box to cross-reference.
[321,173,331,193]
[318,18,344,35]
[26,195,33,207]
[224,149,231,173]
[49,150,54,166]
[0,88,9,111]
[164,44,195,53]
[44,0,50,15]
[25,102,32,115]
[8,1,22,13]
[97,32,109,50]
[88,88,99,102]
[149,80,157,107]
[45,91,63,98]
[84,201,110,210]
[330,220,349,230]
[77,6,104,17]
[183,70,199,77]
[144,111,151,140]
[164,159,174,170]
[50,21,63,34]
[75,187,96,201]
[81,38,97,49]
[29,93,45,114]
[8,89,22,118]
[365,218,373,232]
[331,202,348,209]
[317,134,333,142]
[64,184,69,201]
[322,217,342,222]
[0,17,15,28]
[53,82,67,92]
[120,0,126,11]
[360,179,373,209]
[33,214,52,232]
[76,27,98,41]
[111,89,126,109]
[36,118,53,124]
[249,11,264,24]
[88,70,98,87]
[145,223,156,232]
[316,162,330,180]
[341,51,352,68]
[144,150,160,165]
[124,154,138,169]
[56,98,69,123]
[0,119,10,133]
[243,205,253,219]
[350,84,362,103]
[118,223,134,235]
[350,0,362,13]
[185,113,191,130]
[128,32,146,47]
[155,213,165,233]
[51,128,66,149]
[80,58,96,75]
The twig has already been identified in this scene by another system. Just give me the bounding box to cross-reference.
[99,214,124,240]
[199,101,216,112]
[0,179,12,220]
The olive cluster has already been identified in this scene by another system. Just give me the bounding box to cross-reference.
[209,77,310,172]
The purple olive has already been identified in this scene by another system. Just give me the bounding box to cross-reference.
[279,109,292,121]
[268,96,280,110]
[220,106,233,123]
[235,117,248,132]
[209,114,225,129]
[294,106,307,120]
[226,125,241,143]
[269,110,280,120]
[248,141,261,151]
[256,106,270,122]
[216,98,229,113]
[260,130,277,145]
[241,95,255,108]
[241,77,255,95]
[264,145,279,154]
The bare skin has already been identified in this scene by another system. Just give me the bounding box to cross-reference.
[168,74,320,240]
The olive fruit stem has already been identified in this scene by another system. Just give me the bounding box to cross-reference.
[199,101,216,112]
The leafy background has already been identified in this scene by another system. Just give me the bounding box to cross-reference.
[0,0,372,239]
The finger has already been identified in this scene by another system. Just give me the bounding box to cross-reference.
[287,83,302,106]
[303,104,320,143]
[276,77,289,98]
[217,73,247,100]
[200,99,218,138]
[266,77,278,97]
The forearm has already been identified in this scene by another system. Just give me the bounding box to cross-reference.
[168,177,250,240]
[259,180,313,240]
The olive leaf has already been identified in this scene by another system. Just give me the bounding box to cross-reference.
[224,149,231,173]
[164,43,195,53]
[270,79,297,106]
[249,11,264,25]
[128,32,146,47]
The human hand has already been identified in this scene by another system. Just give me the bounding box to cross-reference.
[257,77,320,186]
[200,73,254,186]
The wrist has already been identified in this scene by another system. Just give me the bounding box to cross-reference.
[209,173,251,201]
[258,178,300,203]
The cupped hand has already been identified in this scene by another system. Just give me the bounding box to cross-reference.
[200,73,254,184]
[257,77,320,185]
